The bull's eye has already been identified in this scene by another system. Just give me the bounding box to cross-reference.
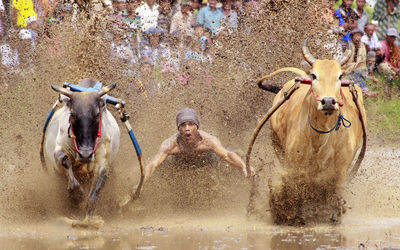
[311,73,317,80]
[339,74,343,80]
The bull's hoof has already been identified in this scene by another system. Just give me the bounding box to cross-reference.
[68,179,84,202]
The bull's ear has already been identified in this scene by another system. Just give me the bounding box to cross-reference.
[98,96,106,108]
[51,85,73,98]
[98,82,116,97]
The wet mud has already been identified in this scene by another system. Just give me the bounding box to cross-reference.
[1,0,400,248]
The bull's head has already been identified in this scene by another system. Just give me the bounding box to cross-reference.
[302,39,352,115]
[51,83,116,163]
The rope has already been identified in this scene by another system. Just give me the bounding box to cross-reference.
[308,112,351,134]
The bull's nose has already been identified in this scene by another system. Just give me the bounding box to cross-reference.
[321,97,337,110]
[78,148,94,163]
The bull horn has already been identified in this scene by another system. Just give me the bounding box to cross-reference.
[338,42,354,66]
[51,85,73,98]
[98,82,117,97]
[302,38,316,65]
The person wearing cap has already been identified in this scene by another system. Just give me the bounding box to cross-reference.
[378,27,400,77]
[140,26,172,68]
[372,0,400,41]
[136,108,255,194]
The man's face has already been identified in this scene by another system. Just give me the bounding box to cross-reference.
[344,0,353,8]
[149,34,160,47]
[386,35,397,45]
[356,0,366,9]
[147,0,156,7]
[178,121,198,143]
[365,24,374,38]
[352,33,362,46]
[181,5,192,14]
[160,1,171,13]
[208,0,217,9]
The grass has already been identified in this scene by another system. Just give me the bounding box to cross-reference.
[364,74,400,138]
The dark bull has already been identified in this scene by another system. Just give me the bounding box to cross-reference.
[43,79,121,217]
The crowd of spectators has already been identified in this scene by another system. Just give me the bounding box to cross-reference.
[0,0,399,98]
[0,0,264,95]
[332,0,400,98]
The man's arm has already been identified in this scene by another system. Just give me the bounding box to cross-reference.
[138,136,175,193]
[208,136,255,177]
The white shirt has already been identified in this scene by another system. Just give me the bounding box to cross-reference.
[361,33,382,51]
[0,0,5,11]
[170,11,193,36]
[0,44,20,69]
[135,2,159,32]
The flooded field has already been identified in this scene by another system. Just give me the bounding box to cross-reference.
[0,141,399,249]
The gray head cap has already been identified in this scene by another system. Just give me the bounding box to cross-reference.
[176,108,200,128]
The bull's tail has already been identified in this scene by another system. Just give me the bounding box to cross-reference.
[257,67,308,93]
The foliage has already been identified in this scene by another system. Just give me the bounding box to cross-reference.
[364,74,400,138]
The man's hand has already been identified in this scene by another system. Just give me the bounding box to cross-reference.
[242,165,256,177]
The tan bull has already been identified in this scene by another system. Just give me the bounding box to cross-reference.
[265,40,366,225]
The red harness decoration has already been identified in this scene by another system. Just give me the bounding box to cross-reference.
[70,114,102,155]
[297,77,345,107]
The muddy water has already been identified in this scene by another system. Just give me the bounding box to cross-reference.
[0,143,399,249]
[1,0,400,249]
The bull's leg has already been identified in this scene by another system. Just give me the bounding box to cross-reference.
[87,166,108,216]
[54,150,84,200]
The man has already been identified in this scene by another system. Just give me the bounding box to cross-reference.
[196,0,224,36]
[378,27,400,77]
[137,108,255,194]
[135,0,159,33]
[354,0,369,31]
[345,28,379,98]
[372,0,400,41]
[334,0,359,43]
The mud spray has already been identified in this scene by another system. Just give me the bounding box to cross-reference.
[0,0,400,237]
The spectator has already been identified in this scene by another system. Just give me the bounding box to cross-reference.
[12,0,37,28]
[111,0,126,26]
[124,0,141,30]
[0,0,5,36]
[140,27,172,70]
[362,23,383,52]
[170,0,194,40]
[353,0,369,31]
[222,0,238,33]
[361,22,385,69]
[196,0,224,36]
[110,27,136,65]
[378,28,400,77]
[334,0,359,43]
[345,28,379,98]
[157,0,173,34]
[0,30,20,71]
[131,58,159,99]
[135,0,159,33]
[372,0,400,41]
